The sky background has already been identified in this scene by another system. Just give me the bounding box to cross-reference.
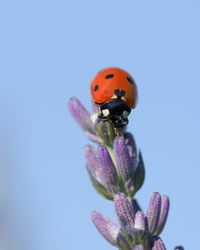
[0,0,199,249]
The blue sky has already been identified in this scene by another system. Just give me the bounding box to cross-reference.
[0,0,199,249]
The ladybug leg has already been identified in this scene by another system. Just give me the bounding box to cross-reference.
[121,117,129,127]
[109,115,129,128]
[109,115,121,127]
[122,110,129,119]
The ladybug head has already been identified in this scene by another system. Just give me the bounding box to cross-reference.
[90,67,138,109]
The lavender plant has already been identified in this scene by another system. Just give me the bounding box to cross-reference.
[68,96,183,250]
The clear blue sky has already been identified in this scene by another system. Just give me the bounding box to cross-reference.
[0,1,199,249]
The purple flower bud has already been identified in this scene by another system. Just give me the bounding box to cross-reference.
[68,97,94,133]
[97,145,118,185]
[156,195,170,235]
[146,192,161,235]
[114,193,135,227]
[91,211,119,246]
[152,237,166,250]
[85,145,113,200]
[114,136,135,181]
[134,211,146,231]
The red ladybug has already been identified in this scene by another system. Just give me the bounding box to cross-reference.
[90,67,138,127]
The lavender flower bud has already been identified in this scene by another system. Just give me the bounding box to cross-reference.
[155,196,170,235]
[146,192,161,235]
[85,145,113,200]
[114,193,135,227]
[97,145,119,194]
[134,211,146,231]
[114,136,135,181]
[152,237,166,250]
[91,211,119,246]
[68,97,94,133]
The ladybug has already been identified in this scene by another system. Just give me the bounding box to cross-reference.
[90,67,138,128]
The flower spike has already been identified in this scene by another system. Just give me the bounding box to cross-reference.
[69,95,183,249]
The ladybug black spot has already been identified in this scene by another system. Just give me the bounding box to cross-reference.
[94,85,99,91]
[105,74,114,79]
[127,76,134,84]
